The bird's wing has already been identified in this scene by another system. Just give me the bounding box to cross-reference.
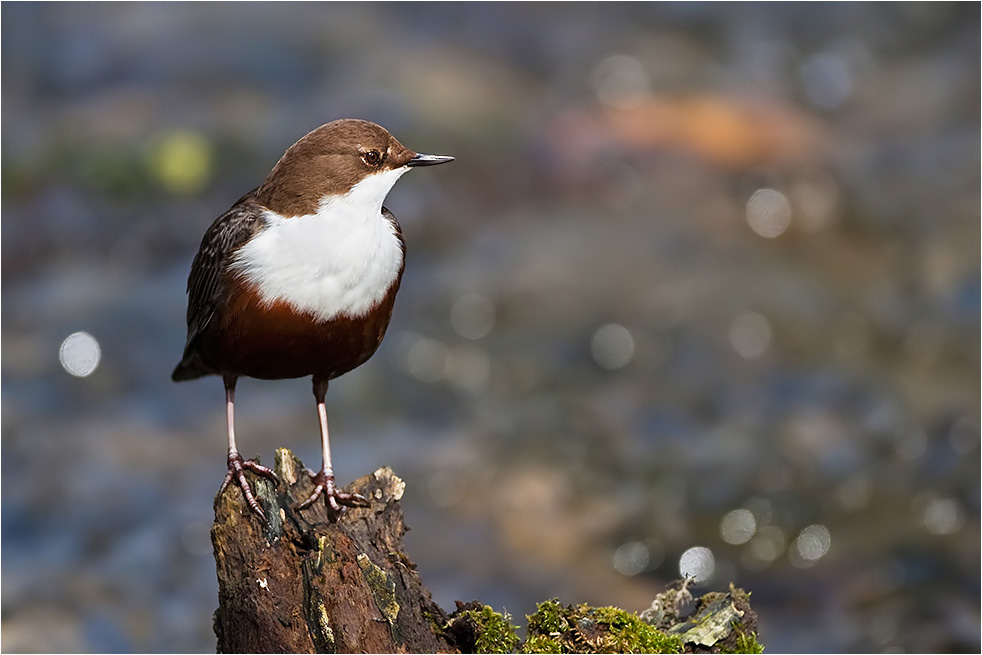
[175,190,265,377]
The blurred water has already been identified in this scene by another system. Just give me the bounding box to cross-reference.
[3,3,979,653]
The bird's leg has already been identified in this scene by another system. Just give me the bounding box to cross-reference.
[295,377,370,521]
[218,374,279,521]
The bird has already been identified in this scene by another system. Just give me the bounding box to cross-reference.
[172,119,453,521]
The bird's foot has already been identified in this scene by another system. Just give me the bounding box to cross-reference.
[219,452,281,522]
[294,470,370,522]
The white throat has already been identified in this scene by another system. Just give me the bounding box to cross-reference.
[231,167,408,322]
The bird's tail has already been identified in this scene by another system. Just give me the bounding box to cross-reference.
[171,357,208,382]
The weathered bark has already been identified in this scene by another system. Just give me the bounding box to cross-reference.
[212,449,764,654]
[211,448,454,654]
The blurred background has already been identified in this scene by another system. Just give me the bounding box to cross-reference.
[2,3,979,652]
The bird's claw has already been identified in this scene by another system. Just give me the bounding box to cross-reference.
[219,452,280,522]
[294,470,370,522]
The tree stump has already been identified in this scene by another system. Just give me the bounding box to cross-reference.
[211,449,764,654]
[211,448,453,653]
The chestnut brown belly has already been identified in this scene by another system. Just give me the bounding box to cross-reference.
[202,282,399,381]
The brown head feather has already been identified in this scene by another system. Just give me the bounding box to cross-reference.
[254,119,416,216]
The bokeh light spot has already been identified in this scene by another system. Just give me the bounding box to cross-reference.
[406,337,449,383]
[591,54,650,109]
[58,331,101,377]
[795,524,831,561]
[445,346,491,393]
[729,312,772,359]
[613,540,650,576]
[923,497,964,535]
[147,130,213,195]
[720,508,757,545]
[834,475,871,511]
[746,188,792,238]
[747,525,786,565]
[679,546,715,583]
[450,293,496,339]
[591,323,635,370]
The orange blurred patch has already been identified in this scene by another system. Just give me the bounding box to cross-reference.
[555,93,825,169]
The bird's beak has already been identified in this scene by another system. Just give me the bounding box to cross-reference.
[407,152,455,167]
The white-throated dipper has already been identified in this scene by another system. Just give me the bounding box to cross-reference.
[172,119,453,521]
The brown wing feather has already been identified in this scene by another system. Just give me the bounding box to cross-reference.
[172,190,266,381]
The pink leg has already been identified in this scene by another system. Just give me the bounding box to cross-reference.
[218,375,279,521]
[295,378,369,521]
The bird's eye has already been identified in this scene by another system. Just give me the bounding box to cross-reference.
[363,150,382,166]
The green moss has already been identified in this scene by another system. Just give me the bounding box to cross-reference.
[526,599,567,635]
[443,591,763,653]
[472,606,521,653]
[587,605,684,653]
[448,605,520,654]
[522,600,682,653]
[731,630,765,654]
[523,633,563,653]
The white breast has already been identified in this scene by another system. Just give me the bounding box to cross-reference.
[230,167,407,323]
